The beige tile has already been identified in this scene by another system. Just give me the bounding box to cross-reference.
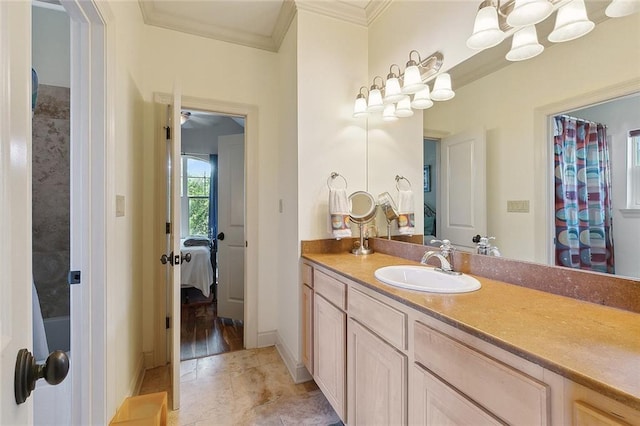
[139,346,338,425]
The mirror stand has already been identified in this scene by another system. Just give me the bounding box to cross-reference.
[352,222,373,256]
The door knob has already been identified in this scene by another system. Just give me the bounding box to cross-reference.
[181,252,192,263]
[160,252,174,265]
[217,232,225,241]
[15,349,69,404]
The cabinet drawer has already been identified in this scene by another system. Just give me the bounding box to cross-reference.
[302,263,313,287]
[414,321,549,425]
[314,270,346,310]
[348,287,407,350]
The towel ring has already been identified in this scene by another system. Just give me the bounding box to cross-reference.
[395,175,411,191]
[327,172,348,190]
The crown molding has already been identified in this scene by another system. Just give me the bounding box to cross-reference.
[272,0,297,50]
[138,1,279,52]
[365,0,392,25]
[295,0,368,26]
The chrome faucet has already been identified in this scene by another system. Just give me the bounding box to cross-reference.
[421,239,461,275]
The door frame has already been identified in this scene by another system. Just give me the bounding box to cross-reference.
[533,78,640,264]
[153,93,258,365]
[62,1,113,424]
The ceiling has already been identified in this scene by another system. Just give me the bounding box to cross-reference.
[137,0,391,52]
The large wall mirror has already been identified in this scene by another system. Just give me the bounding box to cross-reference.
[368,6,640,280]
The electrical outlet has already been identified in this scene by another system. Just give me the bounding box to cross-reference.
[507,200,530,213]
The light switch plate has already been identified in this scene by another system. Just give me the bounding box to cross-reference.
[116,195,125,217]
[507,200,529,213]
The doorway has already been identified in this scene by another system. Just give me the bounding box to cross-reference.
[548,93,640,278]
[423,138,439,241]
[178,109,246,361]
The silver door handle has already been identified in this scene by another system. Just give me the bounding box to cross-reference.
[15,349,69,404]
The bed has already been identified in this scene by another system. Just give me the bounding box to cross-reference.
[180,238,214,298]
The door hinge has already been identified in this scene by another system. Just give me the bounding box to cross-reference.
[68,270,81,285]
[166,222,171,234]
[166,317,170,329]
[165,126,171,140]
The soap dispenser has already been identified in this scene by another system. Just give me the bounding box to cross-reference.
[472,235,501,257]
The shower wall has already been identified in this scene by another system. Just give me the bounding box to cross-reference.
[32,84,70,319]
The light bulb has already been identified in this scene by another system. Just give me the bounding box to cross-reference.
[506,25,544,61]
[431,73,455,101]
[367,88,384,112]
[507,0,554,27]
[466,5,506,50]
[353,95,368,118]
[382,104,398,121]
[411,86,434,110]
[395,97,414,118]
[548,0,595,43]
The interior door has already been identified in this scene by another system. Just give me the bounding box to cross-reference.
[439,128,487,250]
[1,1,33,423]
[217,134,245,321]
[164,85,182,410]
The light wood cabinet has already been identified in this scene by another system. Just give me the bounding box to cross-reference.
[574,401,632,426]
[301,283,313,374]
[313,293,346,422]
[410,364,503,425]
[347,318,407,425]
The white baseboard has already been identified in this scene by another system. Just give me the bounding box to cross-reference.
[257,330,277,347]
[130,353,146,396]
[275,333,313,384]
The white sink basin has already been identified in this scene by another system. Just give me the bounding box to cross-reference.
[374,265,481,293]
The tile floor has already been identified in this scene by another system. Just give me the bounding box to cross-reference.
[139,346,342,425]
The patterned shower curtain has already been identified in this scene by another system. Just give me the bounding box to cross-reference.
[553,115,615,274]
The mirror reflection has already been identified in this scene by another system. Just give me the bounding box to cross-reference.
[349,191,377,255]
[371,12,640,279]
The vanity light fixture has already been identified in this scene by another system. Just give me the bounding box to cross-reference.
[383,64,405,104]
[401,50,428,94]
[382,104,399,121]
[367,76,385,113]
[548,0,594,43]
[430,73,455,101]
[606,0,640,17]
[353,86,369,118]
[352,51,452,121]
[506,25,544,61]
[394,96,414,117]
[411,86,434,110]
[468,0,637,60]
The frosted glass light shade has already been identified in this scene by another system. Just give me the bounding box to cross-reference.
[430,73,455,101]
[395,97,414,117]
[506,26,544,61]
[401,64,426,94]
[353,96,368,118]
[382,104,398,121]
[506,0,554,27]
[605,0,640,17]
[384,77,405,104]
[466,6,506,50]
[548,0,594,43]
[411,86,434,109]
[367,88,384,112]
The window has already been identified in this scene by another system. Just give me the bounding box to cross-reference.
[624,130,640,215]
[182,156,211,236]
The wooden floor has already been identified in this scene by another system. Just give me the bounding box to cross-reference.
[180,290,244,361]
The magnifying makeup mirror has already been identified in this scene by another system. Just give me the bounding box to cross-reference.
[378,192,399,240]
[348,191,377,255]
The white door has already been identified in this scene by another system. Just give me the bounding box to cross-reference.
[1,1,34,423]
[440,129,487,250]
[163,85,182,410]
[217,134,245,321]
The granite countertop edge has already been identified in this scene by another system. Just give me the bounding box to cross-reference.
[302,252,640,411]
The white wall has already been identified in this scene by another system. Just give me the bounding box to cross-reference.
[423,14,640,262]
[571,95,640,278]
[98,0,146,419]
[138,19,282,359]
[32,5,70,87]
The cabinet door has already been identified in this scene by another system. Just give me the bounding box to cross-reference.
[574,401,632,426]
[348,319,407,425]
[410,365,504,426]
[302,284,313,374]
[314,294,346,421]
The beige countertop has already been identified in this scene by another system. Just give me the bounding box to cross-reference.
[302,251,640,410]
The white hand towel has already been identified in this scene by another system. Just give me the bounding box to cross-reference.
[397,189,415,235]
[329,188,352,239]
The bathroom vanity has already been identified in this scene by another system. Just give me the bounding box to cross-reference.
[301,246,640,425]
